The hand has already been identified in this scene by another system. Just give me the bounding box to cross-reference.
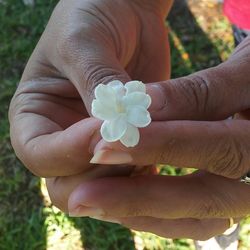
[9,0,171,177]
[9,0,172,210]
[67,37,250,239]
[91,36,250,179]
[68,171,245,240]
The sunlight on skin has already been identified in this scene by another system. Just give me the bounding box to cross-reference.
[40,179,84,250]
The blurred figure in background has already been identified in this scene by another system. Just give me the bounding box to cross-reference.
[224,0,250,46]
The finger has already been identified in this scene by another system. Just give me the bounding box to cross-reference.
[119,217,236,241]
[90,216,236,241]
[46,164,135,212]
[92,119,250,178]
[10,114,101,177]
[68,172,250,219]
[9,78,103,177]
[147,36,250,121]
[60,42,131,113]
[53,4,134,113]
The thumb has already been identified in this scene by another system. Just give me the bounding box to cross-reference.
[58,37,130,113]
[10,116,102,177]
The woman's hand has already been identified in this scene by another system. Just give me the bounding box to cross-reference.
[9,0,171,177]
[9,0,172,210]
[68,171,245,240]
[67,36,250,239]
[91,36,250,179]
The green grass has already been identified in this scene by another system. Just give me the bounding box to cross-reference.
[0,0,249,250]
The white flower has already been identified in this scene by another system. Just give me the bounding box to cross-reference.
[91,80,152,147]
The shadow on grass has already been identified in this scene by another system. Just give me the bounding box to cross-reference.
[167,0,222,78]
[72,218,136,250]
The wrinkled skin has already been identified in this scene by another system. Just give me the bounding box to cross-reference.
[9,0,171,210]
[9,0,250,241]
[67,36,250,240]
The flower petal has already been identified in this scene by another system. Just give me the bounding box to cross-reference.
[108,80,126,99]
[125,81,146,94]
[126,105,151,128]
[107,80,123,88]
[120,124,140,147]
[92,99,118,120]
[95,84,116,107]
[101,115,127,142]
[123,92,151,109]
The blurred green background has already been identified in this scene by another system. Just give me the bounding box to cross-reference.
[1,0,250,249]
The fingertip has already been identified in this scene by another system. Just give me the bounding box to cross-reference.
[68,183,89,212]
[146,83,168,120]
[89,127,102,155]
[93,139,127,153]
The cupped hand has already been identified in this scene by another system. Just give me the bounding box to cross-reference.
[9,0,171,177]
[9,0,172,210]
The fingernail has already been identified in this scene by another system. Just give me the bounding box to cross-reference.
[89,129,102,154]
[69,206,104,218]
[90,150,133,164]
[90,216,121,224]
[146,84,166,112]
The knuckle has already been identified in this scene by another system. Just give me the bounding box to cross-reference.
[20,154,51,178]
[46,178,68,212]
[9,97,52,178]
[13,138,55,178]
[29,164,52,178]
[207,132,244,178]
[57,30,129,100]
[194,198,223,218]
[84,68,130,111]
[174,74,210,118]
[56,26,90,62]
[21,139,54,178]
[84,66,127,96]
[196,177,236,219]
[192,178,226,218]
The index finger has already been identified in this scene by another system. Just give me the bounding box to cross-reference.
[9,76,104,177]
[92,119,250,179]
[147,36,250,122]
